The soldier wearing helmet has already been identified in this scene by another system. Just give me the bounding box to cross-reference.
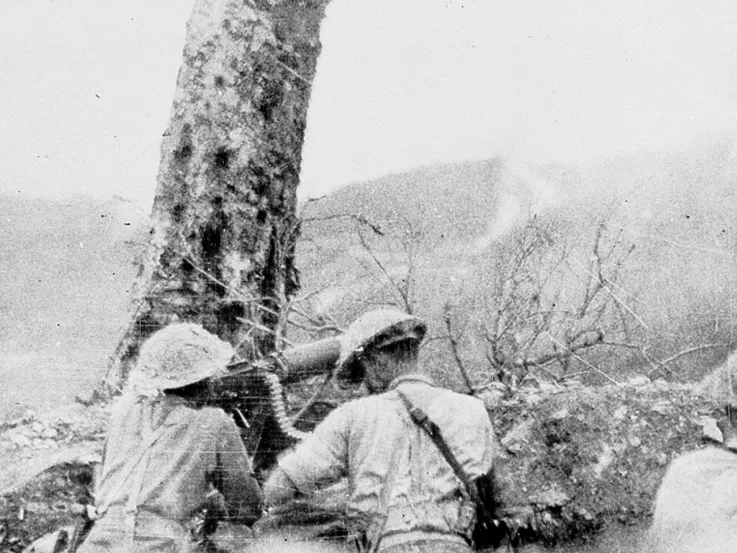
[264,309,495,553]
[647,353,737,553]
[78,323,262,553]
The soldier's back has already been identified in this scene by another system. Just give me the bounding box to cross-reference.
[648,446,737,553]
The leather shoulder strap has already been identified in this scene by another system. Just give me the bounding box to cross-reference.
[395,390,478,502]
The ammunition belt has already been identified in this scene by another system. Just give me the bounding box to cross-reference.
[258,369,310,443]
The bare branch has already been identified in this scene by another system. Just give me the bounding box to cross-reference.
[274,59,312,85]
[286,316,343,335]
[181,254,283,320]
[356,227,413,313]
[444,304,475,394]
[303,213,385,236]
[543,332,622,386]
[658,343,730,365]
[286,303,344,335]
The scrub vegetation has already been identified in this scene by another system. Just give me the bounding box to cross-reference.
[2,141,736,551]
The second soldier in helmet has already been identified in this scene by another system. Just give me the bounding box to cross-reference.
[264,309,496,553]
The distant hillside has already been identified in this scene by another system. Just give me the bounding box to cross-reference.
[2,144,736,418]
[297,147,737,387]
[304,159,502,240]
[0,194,145,418]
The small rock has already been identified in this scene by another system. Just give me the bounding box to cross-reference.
[75,389,98,407]
[69,503,87,516]
[629,436,642,447]
[501,419,536,454]
[53,412,75,427]
[477,386,506,410]
[42,427,58,439]
[3,417,23,429]
[551,408,569,420]
[8,433,31,448]
[519,376,541,390]
[612,442,627,455]
[651,400,672,414]
[506,442,524,455]
[537,380,564,395]
[529,485,570,507]
[578,508,595,522]
[657,452,669,466]
[702,417,723,443]
[31,422,44,434]
[627,375,651,387]
[653,378,670,391]
[613,406,628,420]
[594,445,615,477]
[525,393,542,406]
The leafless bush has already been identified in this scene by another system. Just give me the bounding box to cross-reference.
[443,216,640,391]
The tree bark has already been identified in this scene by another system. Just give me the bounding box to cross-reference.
[106,0,331,390]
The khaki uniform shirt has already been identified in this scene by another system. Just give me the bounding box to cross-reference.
[279,374,494,548]
[79,394,261,553]
[648,446,737,553]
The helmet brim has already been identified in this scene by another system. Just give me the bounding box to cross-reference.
[336,311,426,383]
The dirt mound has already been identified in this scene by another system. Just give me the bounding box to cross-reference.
[0,377,723,551]
[484,376,720,545]
[0,402,107,551]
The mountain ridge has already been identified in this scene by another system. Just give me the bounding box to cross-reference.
[2,148,736,417]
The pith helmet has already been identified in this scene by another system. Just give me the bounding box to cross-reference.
[132,323,234,391]
[336,309,427,383]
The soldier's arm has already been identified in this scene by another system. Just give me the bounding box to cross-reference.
[263,467,299,507]
[264,404,351,507]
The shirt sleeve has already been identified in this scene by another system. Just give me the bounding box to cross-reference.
[463,398,496,477]
[278,404,351,494]
[213,411,263,525]
[481,402,495,471]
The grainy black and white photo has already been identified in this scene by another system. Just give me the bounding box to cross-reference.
[1,1,737,552]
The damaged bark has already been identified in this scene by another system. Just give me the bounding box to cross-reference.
[106,0,331,390]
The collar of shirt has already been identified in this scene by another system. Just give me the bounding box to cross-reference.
[388,373,435,390]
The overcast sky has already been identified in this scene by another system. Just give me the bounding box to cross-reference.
[1,0,736,208]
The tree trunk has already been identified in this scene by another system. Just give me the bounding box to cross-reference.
[106,0,331,390]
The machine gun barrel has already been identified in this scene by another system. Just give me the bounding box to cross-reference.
[224,337,341,383]
[214,337,342,472]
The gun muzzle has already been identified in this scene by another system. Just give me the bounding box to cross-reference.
[276,337,341,384]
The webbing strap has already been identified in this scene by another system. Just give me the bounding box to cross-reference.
[395,390,478,503]
[97,410,188,518]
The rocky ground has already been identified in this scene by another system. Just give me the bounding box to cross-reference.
[0,401,108,552]
[0,375,723,552]
[480,375,720,546]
